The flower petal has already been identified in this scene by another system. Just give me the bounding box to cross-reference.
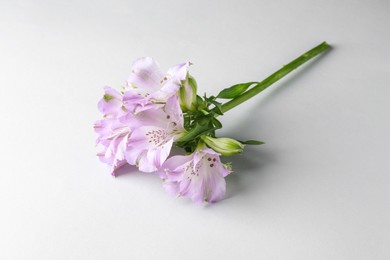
[97,86,123,115]
[157,155,192,179]
[158,148,231,204]
[167,62,190,82]
[205,170,226,203]
[145,138,174,172]
[127,126,176,172]
[164,95,185,131]
[127,57,164,93]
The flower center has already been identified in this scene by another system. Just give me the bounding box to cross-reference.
[145,129,169,146]
[185,161,200,178]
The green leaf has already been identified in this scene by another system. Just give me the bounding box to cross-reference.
[206,98,224,115]
[212,102,223,115]
[239,140,265,145]
[196,95,206,110]
[217,82,258,99]
[211,117,222,129]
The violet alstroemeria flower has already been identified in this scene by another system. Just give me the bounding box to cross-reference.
[95,58,190,175]
[95,118,129,175]
[125,95,185,172]
[124,57,190,113]
[157,148,231,204]
[94,87,130,175]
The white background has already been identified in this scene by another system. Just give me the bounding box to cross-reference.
[1,0,389,259]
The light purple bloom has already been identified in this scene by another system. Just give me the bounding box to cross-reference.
[94,87,130,175]
[126,95,185,172]
[124,57,190,113]
[95,119,129,175]
[95,57,190,175]
[157,148,231,204]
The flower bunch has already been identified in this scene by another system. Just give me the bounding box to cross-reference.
[95,42,330,204]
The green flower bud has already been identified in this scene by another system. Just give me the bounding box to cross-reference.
[202,136,244,156]
[179,75,198,112]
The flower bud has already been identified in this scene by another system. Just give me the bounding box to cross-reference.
[179,75,197,112]
[202,136,244,156]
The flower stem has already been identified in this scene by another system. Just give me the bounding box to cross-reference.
[220,41,330,113]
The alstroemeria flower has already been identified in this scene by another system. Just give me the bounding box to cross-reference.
[124,57,190,113]
[95,118,130,175]
[157,148,231,204]
[125,95,185,172]
[95,58,190,175]
[94,87,130,175]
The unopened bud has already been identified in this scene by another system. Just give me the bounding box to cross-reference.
[202,136,244,156]
[179,75,198,112]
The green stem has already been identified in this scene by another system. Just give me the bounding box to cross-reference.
[220,41,330,113]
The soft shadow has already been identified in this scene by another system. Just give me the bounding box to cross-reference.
[113,164,161,185]
[222,146,275,200]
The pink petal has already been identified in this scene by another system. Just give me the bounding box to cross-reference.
[138,153,157,172]
[164,95,185,130]
[167,62,190,82]
[157,155,192,179]
[206,171,226,203]
[127,57,164,93]
[125,146,142,166]
[145,138,174,171]
[97,86,123,115]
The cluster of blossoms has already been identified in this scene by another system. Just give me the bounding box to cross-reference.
[94,57,255,204]
[94,42,329,204]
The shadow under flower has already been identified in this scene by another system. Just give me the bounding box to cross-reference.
[222,146,275,201]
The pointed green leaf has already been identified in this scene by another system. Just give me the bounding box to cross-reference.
[212,102,223,115]
[217,82,258,99]
[239,140,265,145]
[211,117,222,129]
[206,99,224,115]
